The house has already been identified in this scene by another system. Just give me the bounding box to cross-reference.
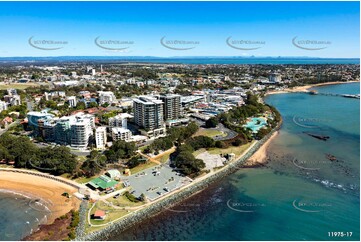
[93,210,106,220]
[1,116,13,128]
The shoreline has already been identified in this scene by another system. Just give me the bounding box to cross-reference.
[0,171,81,226]
[242,130,279,167]
[265,80,359,96]
[78,123,282,240]
[258,81,359,165]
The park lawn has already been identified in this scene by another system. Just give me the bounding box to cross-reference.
[107,194,145,208]
[59,173,72,179]
[193,128,226,138]
[207,141,255,157]
[74,176,97,184]
[129,161,157,175]
[0,83,40,90]
[87,202,129,233]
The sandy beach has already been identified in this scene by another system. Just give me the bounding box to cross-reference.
[243,130,279,167]
[266,80,360,96]
[0,171,80,224]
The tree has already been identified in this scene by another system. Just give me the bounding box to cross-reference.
[88,102,98,108]
[105,140,136,162]
[232,138,243,146]
[174,151,205,175]
[215,140,227,148]
[205,117,219,128]
[101,102,110,108]
[75,102,86,110]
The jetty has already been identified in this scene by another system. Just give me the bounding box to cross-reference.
[308,90,360,99]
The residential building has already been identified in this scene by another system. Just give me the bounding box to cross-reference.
[27,111,54,130]
[108,113,133,129]
[112,127,132,142]
[133,96,164,130]
[4,94,21,106]
[95,127,107,149]
[269,73,282,83]
[7,89,17,96]
[67,96,77,107]
[55,116,76,144]
[159,94,181,120]
[98,91,116,105]
[0,101,8,112]
[70,115,93,149]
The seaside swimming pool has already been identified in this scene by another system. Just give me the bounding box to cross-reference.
[243,117,267,133]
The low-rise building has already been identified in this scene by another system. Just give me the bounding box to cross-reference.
[98,91,116,105]
[112,127,132,142]
[0,101,8,112]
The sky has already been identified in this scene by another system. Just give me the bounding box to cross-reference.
[0,1,359,58]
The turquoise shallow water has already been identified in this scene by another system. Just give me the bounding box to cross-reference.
[110,82,359,241]
[0,190,50,241]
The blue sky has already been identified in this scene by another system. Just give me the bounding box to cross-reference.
[0,1,359,58]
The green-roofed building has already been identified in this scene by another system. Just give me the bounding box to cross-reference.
[87,175,118,190]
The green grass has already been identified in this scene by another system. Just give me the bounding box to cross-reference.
[0,83,40,90]
[208,141,254,156]
[194,129,226,138]
[106,194,145,208]
[87,201,130,231]
[74,176,97,184]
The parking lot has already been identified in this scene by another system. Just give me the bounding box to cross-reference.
[121,164,192,201]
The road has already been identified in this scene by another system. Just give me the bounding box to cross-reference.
[212,123,238,141]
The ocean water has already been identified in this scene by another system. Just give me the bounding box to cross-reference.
[1,57,359,65]
[130,58,360,65]
[0,190,51,241]
[110,82,360,241]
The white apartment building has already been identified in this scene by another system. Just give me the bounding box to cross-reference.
[112,127,132,142]
[269,73,282,83]
[98,91,116,105]
[70,115,93,149]
[7,89,17,96]
[108,113,133,129]
[95,127,107,149]
[67,96,77,107]
[4,94,21,106]
[0,101,8,112]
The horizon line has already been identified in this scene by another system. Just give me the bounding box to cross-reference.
[0,56,359,59]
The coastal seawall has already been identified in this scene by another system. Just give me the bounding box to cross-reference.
[76,123,281,241]
[0,168,82,189]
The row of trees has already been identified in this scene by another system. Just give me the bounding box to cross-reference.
[104,139,136,162]
[146,122,199,153]
[0,134,77,175]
